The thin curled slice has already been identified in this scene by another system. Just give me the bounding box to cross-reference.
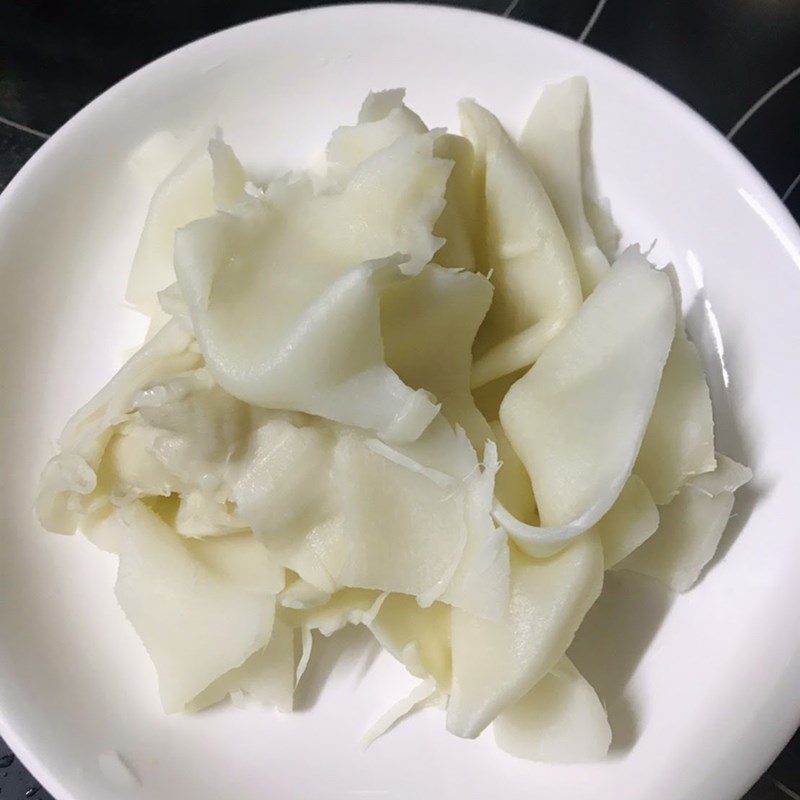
[460,100,582,388]
[66,366,257,544]
[690,454,752,496]
[365,411,477,485]
[617,454,752,591]
[232,418,336,541]
[36,322,201,533]
[92,422,176,505]
[114,502,276,712]
[282,589,387,637]
[368,596,452,689]
[438,439,509,621]
[497,248,675,557]
[133,367,253,492]
[296,626,314,684]
[332,419,508,619]
[231,417,343,593]
[126,135,245,329]
[325,92,477,272]
[324,89,428,178]
[493,657,611,762]
[520,77,609,296]
[175,132,453,437]
[278,578,332,611]
[64,366,256,542]
[381,263,493,450]
[361,677,441,749]
[447,533,603,739]
[189,617,295,713]
[177,231,440,440]
[333,429,506,615]
[232,415,501,601]
[490,420,537,524]
[634,267,716,504]
[594,475,659,568]
[173,492,246,538]
[433,133,480,270]
[187,533,285,595]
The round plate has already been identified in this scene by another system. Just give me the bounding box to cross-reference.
[1,5,799,799]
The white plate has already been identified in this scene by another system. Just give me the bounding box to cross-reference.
[1,5,799,799]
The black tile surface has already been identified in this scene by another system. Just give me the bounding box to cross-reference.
[0,2,798,799]
[0,123,44,190]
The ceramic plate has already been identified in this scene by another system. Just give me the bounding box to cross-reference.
[1,5,799,799]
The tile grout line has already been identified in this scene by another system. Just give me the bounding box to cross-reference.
[577,0,609,43]
[727,65,800,140]
[782,170,800,202]
[773,778,800,800]
[0,114,49,140]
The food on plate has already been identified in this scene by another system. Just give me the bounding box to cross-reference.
[36,79,751,763]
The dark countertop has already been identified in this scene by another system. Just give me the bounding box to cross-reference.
[1,1,798,798]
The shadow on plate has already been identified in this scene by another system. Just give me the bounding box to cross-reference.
[294,624,382,713]
[568,571,674,756]
[686,292,769,579]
